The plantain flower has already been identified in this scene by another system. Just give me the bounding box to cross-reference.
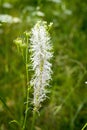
[30,21,53,110]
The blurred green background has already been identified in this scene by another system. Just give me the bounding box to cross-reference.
[0,0,87,130]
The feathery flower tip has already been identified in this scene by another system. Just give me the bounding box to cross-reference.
[30,21,53,109]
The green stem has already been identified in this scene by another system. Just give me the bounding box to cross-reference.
[23,35,29,130]
[31,109,36,130]
[81,123,87,130]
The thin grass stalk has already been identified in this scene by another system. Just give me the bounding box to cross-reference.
[23,35,30,130]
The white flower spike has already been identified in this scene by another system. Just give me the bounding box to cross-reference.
[30,21,53,110]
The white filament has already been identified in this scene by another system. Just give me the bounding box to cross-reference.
[30,21,53,109]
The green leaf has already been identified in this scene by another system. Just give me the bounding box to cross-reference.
[9,120,22,130]
[0,95,14,119]
[9,120,20,126]
[0,96,11,113]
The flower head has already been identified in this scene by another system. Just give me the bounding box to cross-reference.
[30,21,53,110]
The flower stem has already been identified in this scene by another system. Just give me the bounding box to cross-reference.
[23,35,29,130]
[31,109,36,130]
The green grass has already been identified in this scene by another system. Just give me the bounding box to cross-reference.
[0,0,87,130]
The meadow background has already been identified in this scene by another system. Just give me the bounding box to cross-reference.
[0,0,87,130]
